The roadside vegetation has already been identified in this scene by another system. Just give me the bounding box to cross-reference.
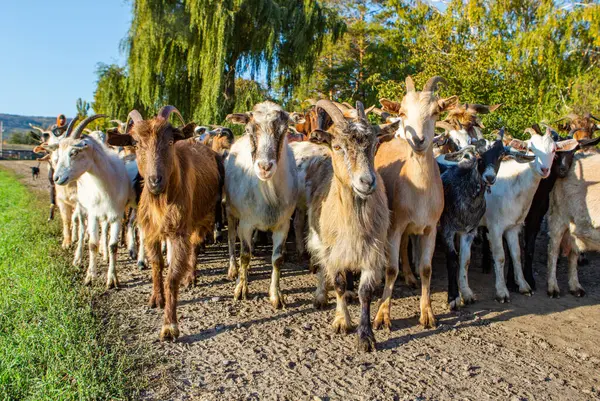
[0,168,141,400]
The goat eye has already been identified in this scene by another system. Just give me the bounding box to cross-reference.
[168,140,174,146]
[332,144,342,151]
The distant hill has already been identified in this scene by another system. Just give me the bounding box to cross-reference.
[0,113,56,136]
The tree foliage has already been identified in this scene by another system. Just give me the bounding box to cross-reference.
[93,0,600,137]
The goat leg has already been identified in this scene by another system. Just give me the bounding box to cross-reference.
[270,226,288,309]
[505,227,532,296]
[568,250,585,297]
[313,264,328,309]
[234,224,253,301]
[227,214,239,280]
[374,228,401,331]
[84,217,99,286]
[458,232,476,305]
[400,231,418,288]
[356,271,376,352]
[106,221,120,289]
[160,235,190,341]
[444,240,460,311]
[332,272,354,334]
[418,228,436,328]
[147,241,165,308]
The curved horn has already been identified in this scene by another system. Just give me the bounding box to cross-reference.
[29,123,45,133]
[63,116,80,138]
[157,105,185,126]
[71,114,107,139]
[405,76,415,93]
[316,99,347,128]
[590,114,600,122]
[341,102,354,110]
[423,76,446,92]
[126,110,143,133]
[356,101,366,120]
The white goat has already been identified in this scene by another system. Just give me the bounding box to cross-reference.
[225,101,299,308]
[50,115,141,289]
[478,128,556,302]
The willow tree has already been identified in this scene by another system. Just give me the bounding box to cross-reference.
[93,63,131,121]
[124,0,343,122]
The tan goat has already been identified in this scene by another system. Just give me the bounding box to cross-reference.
[374,76,458,330]
[547,149,600,298]
[306,100,398,351]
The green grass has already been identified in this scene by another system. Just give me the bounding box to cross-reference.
[0,168,140,400]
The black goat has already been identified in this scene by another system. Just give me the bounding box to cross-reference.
[438,129,508,309]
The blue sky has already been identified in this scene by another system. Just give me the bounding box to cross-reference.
[0,0,131,117]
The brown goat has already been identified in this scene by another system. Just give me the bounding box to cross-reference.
[107,106,223,341]
[374,76,457,330]
[556,112,600,140]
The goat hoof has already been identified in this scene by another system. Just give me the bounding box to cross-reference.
[570,287,586,297]
[129,249,138,261]
[137,261,147,270]
[495,295,510,303]
[373,314,391,332]
[62,241,72,250]
[332,316,354,335]
[357,327,376,352]
[419,308,436,329]
[148,293,165,309]
[462,295,476,305]
[106,275,119,289]
[84,273,94,286]
[519,287,533,296]
[269,291,285,309]
[547,288,561,298]
[227,263,238,281]
[233,282,248,301]
[159,324,179,342]
[448,297,461,311]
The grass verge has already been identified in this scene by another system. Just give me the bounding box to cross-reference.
[0,168,140,400]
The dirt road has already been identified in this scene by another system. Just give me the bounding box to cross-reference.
[3,160,600,400]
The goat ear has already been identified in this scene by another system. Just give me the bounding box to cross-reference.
[556,139,579,152]
[379,98,401,114]
[507,139,528,152]
[438,96,458,112]
[226,113,251,125]
[180,122,196,140]
[41,143,59,152]
[106,132,135,147]
[375,120,401,137]
[577,136,600,148]
[309,129,332,146]
[33,145,47,153]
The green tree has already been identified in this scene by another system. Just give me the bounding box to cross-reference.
[123,0,343,123]
[76,98,90,120]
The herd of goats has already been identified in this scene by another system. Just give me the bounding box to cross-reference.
[27,76,600,352]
